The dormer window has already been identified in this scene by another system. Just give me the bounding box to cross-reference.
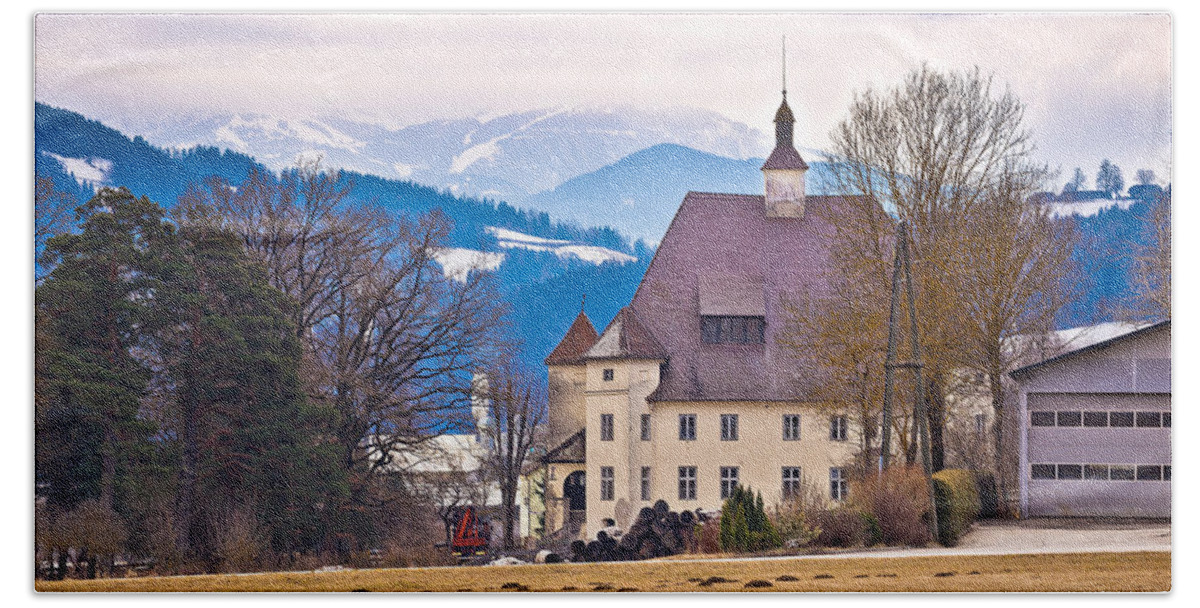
[701,315,765,344]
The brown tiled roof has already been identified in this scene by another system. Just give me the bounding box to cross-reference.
[584,306,668,361]
[544,310,599,366]
[625,191,875,403]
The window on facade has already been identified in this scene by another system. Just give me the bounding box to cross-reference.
[1031,411,1056,427]
[1136,411,1162,428]
[679,414,697,441]
[719,466,740,499]
[1031,464,1056,480]
[829,416,848,441]
[782,467,802,499]
[830,467,848,500]
[678,466,697,500]
[602,368,614,382]
[1109,465,1135,480]
[641,467,652,501]
[1109,412,1135,427]
[600,414,614,441]
[720,414,739,441]
[600,466,615,501]
[783,414,801,441]
[1137,465,1163,481]
[700,315,766,344]
[1084,464,1109,480]
[1056,411,1082,427]
[1164,465,1171,481]
[1057,464,1083,480]
[1083,411,1109,427]
[1163,412,1172,427]
[640,414,651,441]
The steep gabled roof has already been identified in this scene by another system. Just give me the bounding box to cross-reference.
[627,191,873,403]
[584,306,668,361]
[544,310,599,366]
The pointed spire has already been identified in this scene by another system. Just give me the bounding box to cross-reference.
[782,34,788,100]
[762,36,808,218]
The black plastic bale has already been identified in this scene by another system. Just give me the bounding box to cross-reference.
[637,507,656,525]
[597,530,610,544]
[571,539,587,558]
[545,553,563,564]
[650,518,669,538]
[661,531,682,553]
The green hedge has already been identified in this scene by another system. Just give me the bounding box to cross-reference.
[931,469,981,547]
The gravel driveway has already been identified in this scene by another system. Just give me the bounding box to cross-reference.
[680,519,1171,563]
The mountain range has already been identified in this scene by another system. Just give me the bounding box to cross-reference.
[36,102,1159,370]
[112,105,769,208]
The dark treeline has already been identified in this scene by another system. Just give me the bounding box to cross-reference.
[35,162,510,577]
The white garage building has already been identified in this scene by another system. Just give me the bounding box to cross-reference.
[1012,320,1171,518]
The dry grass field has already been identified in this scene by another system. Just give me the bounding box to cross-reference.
[36,551,1169,592]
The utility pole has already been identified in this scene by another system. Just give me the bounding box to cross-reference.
[878,220,939,542]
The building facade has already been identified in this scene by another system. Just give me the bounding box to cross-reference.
[543,91,866,538]
[1012,321,1171,518]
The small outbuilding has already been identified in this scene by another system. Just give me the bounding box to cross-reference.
[1011,320,1170,518]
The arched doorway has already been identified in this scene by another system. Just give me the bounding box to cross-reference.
[563,471,586,533]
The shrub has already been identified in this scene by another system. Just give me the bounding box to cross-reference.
[719,486,781,552]
[931,469,981,547]
[973,470,999,519]
[849,465,933,547]
[813,507,866,548]
[695,519,721,553]
[771,489,823,549]
[859,511,883,547]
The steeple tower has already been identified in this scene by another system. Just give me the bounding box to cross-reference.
[761,37,809,218]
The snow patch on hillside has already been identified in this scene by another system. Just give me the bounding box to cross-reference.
[44,152,112,187]
[216,115,366,154]
[1050,198,1135,218]
[485,226,636,264]
[431,248,505,282]
[449,139,501,174]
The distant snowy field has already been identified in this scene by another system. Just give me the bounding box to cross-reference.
[433,226,637,281]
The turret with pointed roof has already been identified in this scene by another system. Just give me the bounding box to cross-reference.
[762,89,809,217]
[544,309,600,366]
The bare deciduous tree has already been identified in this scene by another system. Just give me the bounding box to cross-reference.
[478,366,546,549]
[785,66,1076,497]
[35,175,77,282]
[1126,192,1171,321]
[955,164,1077,504]
[180,160,510,515]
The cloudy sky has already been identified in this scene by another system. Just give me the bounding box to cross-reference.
[35,12,1172,186]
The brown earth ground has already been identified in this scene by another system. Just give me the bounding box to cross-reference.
[36,551,1169,593]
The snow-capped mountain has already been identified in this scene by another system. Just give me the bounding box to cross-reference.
[123,106,769,205]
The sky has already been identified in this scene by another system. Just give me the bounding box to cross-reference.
[35,12,1171,188]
